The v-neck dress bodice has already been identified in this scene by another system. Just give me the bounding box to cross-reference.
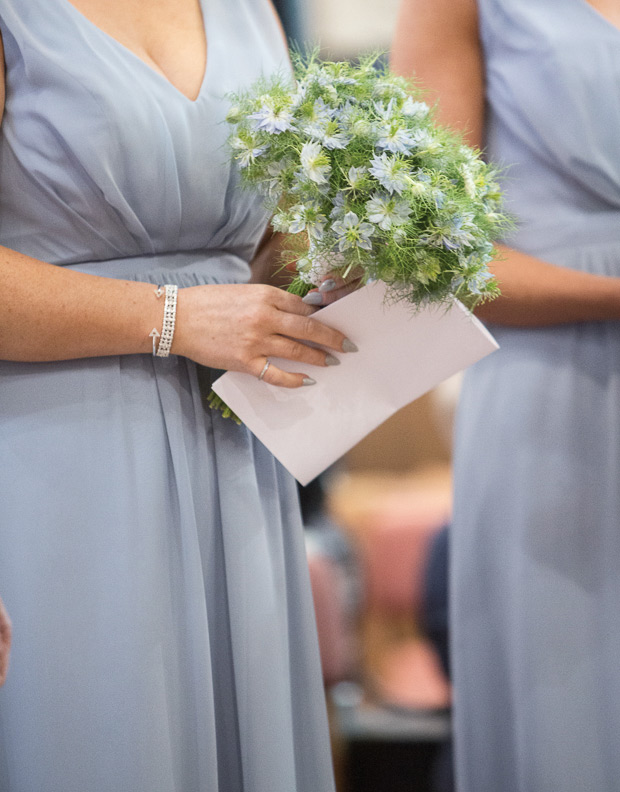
[0,0,274,276]
[451,3,620,791]
[0,3,336,792]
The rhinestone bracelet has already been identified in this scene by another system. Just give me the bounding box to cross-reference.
[150,284,178,358]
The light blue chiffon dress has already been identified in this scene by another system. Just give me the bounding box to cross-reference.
[0,2,335,791]
[452,1,620,790]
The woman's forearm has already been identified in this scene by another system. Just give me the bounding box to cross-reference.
[390,1,620,328]
[0,246,162,361]
[477,244,620,326]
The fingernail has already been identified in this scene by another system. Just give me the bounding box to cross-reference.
[325,354,340,366]
[342,338,358,353]
[303,377,317,386]
[302,292,323,305]
[319,279,336,293]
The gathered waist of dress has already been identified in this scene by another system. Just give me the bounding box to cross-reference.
[64,249,252,287]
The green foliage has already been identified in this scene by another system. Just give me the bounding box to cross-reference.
[228,51,509,311]
[210,52,509,421]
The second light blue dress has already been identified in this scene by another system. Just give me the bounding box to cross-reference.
[0,2,335,791]
[452,1,620,790]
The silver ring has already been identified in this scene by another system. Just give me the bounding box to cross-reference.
[258,359,270,381]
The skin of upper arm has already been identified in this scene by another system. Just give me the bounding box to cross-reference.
[390,0,484,148]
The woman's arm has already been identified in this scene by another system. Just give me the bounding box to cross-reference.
[1,244,355,385]
[0,598,11,687]
[0,34,354,385]
[390,0,620,326]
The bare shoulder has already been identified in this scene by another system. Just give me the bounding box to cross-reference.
[390,0,484,146]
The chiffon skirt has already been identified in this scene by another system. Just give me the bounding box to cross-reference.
[0,255,335,792]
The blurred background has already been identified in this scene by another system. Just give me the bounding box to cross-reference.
[270,2,459,791]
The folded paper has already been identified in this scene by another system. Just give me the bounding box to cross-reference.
[212,281,499,485]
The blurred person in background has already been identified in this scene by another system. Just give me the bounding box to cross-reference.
[392,1,620,791]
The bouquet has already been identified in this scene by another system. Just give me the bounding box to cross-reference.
[209,53,507,421]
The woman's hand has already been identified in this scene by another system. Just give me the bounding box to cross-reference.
[0,598,11,687]
[172,283,356,387]
[301,270,365,308]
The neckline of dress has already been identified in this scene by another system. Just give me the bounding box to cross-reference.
[60,0,211,104]
[576,0,620,36]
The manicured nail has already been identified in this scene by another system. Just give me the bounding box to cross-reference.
[342,338,358,353]
[319,279,336,293]
[303,377,317,386]
[302,292,323,305]
[325,354,340,366]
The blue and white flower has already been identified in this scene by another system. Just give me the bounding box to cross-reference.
[330,191,347,219]
[372,80,407,101]
[452,267,494,295]
[375,123,417,154]
[318,122,353,150]
[366,192,412,230]
[374,98,399,122]
[402,98,430,118]
[248,97,295,134]
[302,97,333,138]
[288,201,327,240]
[331,211,375,252]
[369,153,410,195]
[421,212,477,251]
[299,141,331,185]
[409,128,437,151]
[346,166,367,191]
[230,136,268,168]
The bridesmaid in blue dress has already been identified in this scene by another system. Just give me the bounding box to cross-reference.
[392,1,620,790]
[0,1,353,790]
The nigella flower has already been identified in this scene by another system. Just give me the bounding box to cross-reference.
[302,97,333,138]
[352,118,374,138]
[271,210,292,233]
[248,98,295,134]
[346,166,367,191]
[409,169,443,206]
[288,201,327,240]
[330,191,346,219]
[372,80,407,101]
[230,136,268,169]
[452,268,494,295]
[331,211,375,252]
[421,212,477,251]
[373,98,399,122]
[410,128,437,151]
[299,141,331,185]
[318,122,353,151]
[369,153,410,195]
[402,98,430,118]
[366,192,412,230]
[311,66,357,90]
[290,82,308,110]
[375,123,417,154]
